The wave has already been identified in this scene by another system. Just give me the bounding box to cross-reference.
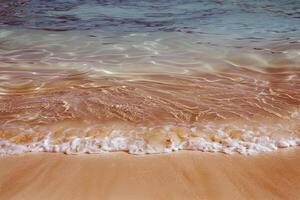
[1,123,300,156]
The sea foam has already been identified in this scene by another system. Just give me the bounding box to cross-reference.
[1,124,299,156]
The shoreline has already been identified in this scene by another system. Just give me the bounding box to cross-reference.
[1,149,300,200]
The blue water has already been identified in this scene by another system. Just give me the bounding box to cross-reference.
[1,0,300,38]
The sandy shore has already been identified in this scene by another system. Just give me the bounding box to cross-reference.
[0,149,300,200]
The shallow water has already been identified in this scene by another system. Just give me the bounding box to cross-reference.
[0,0,300,155]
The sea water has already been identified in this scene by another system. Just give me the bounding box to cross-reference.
[0,0,300,155]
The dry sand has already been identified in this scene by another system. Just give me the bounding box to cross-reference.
[0,149,300,200]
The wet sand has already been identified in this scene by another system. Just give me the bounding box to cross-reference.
[1,149,300,200]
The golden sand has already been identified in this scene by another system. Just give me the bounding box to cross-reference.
[0,149,300,200]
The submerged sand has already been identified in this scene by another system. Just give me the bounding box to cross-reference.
[0,149,300,200]
[1,66,300,155]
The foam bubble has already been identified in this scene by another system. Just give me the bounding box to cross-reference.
[0,124,299,156]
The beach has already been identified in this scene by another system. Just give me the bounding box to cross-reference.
[1,149,300,200]
[1,1,300,199]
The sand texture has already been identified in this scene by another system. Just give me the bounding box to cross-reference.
[0,149,300,200]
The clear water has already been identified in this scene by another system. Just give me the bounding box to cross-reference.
[0,0,300,155]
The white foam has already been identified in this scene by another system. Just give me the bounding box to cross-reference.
[0,125,299,156]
